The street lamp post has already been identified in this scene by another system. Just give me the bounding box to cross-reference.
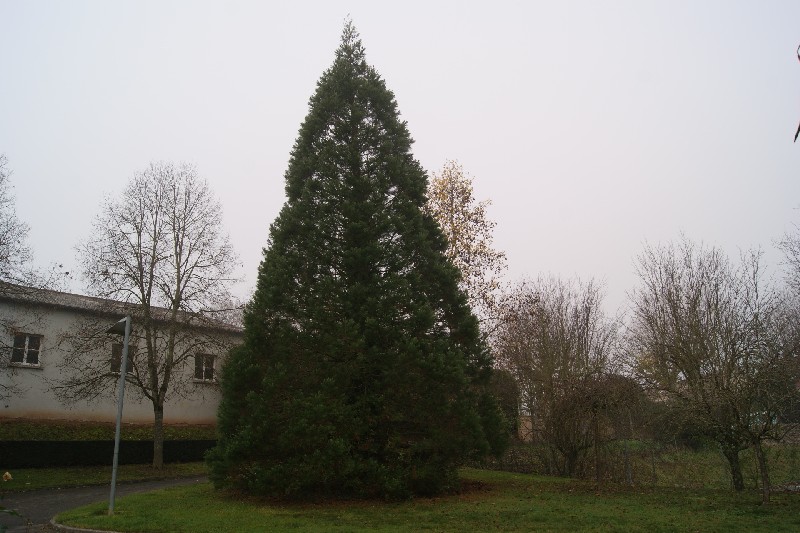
[106,316,131,516]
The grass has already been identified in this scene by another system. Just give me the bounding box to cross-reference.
[485,441,800,491]
[55,468,800,533]
[1,462,207,492]
[632,443,800,491]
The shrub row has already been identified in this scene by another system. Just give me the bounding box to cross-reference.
[0,440,216,468]
[0,420,217,441]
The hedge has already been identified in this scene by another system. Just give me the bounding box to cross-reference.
[0,420,217,441]
[0,440,216,468]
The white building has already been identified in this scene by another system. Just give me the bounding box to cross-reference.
[0,284,242,425]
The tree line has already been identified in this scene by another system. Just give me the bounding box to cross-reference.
[426,152,798,505]
[467,228,799,503]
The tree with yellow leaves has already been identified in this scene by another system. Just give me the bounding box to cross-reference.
[426,160,507,332]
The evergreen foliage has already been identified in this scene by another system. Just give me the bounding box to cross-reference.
[208,23,506,499]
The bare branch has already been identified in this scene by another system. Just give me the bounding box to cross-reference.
[627,237,797,499]
[54,161,242,468]
[495,276,623,476]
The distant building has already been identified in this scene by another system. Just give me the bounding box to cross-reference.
[0,283,242,425]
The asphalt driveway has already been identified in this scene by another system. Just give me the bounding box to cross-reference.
[0,476,207,533]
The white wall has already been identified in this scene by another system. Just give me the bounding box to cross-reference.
[0,300,238,425]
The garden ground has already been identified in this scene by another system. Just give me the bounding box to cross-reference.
[54,468,800,533]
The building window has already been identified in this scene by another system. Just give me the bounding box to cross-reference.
[10,333,42,366]
[110,343,135,374]
[194,354,214,382]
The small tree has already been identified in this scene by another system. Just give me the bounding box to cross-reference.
[0,154,35,400]
[0,155,31,286]
[779,221,800,296]
[53,162,239,468]
[209,24,505,499]
[495,277,620,477]
[777,223,800,422]
[628,238,797,501]
[426,160,506,332]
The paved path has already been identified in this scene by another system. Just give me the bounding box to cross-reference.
[0,476,207,533]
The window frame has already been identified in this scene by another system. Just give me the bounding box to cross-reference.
[9,333,43,368]
[110,342,135,375]
[194,353,215,383]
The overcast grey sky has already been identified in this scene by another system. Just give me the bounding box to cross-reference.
[1,0,799,313]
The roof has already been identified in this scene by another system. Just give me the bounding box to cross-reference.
[0,282,244,335]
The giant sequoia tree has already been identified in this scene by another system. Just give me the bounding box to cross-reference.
[208,25,505,499]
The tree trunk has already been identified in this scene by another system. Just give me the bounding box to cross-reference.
[153,403,165,469]
[650,446,657,485]
[594,415,601,484]
[549,446,559,476]
[753,440,771,504]
[564,449,578,477]
[721,445,744,491]
[624,439,633,486]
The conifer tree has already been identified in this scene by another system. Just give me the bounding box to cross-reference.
[208,23,505,499]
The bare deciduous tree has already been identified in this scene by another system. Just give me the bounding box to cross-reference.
[52,162,241,468]
[0,154,42,400]
[426,160,507,332]
[0,155,32,286]
[779,221,800,296]
[628,238,797,502]
[495,277,620,477]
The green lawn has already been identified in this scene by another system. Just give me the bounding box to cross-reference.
[55,469,800,533]
[2,462,207,492]
[487,441,800,491]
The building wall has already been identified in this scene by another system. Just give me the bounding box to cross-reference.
[518,415,534,443]
[0,300,238,425]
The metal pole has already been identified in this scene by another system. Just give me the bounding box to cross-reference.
[108,315,131,515]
